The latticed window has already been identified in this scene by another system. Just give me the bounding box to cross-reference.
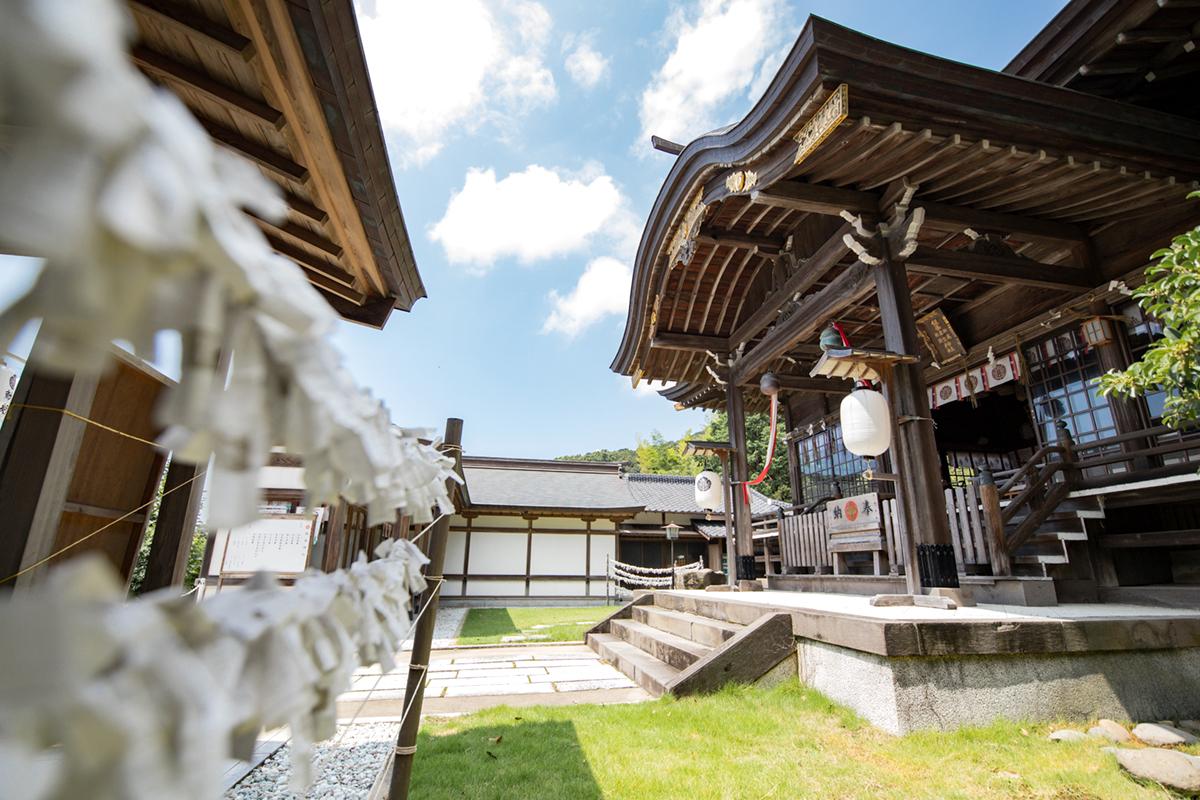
[1023,330,1117,447]
[1119,302,1200,465]
[793,422,877,502]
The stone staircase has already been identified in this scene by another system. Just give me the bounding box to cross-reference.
[586,592,794,697]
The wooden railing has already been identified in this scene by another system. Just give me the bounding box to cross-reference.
[772,421,1200,580]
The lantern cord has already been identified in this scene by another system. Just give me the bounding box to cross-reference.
[742,394,779,504]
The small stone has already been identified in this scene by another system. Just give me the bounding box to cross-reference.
[994,771,1021,781]
[1132,722,1198,747]
[499,635,527,643]
[1089,719,1132,743]
[1048,729,1088,742]
[1108,747,1200,793]
[528,624,550,630]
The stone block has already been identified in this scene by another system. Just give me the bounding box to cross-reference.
[1107,747,1200,793]
[1133,722,1197,746]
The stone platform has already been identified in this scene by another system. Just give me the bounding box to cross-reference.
[655,590,1200,734]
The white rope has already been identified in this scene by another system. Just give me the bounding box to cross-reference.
[608,558,702,575]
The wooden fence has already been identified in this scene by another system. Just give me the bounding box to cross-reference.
[775,487,989,576]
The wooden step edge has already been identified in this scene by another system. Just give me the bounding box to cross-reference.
[667,613,795,697]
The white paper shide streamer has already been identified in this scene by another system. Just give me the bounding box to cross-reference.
[0,0,459,528]
[0,540,430,800]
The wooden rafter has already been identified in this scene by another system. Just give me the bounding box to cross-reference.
[198,117,308,182]
[263,232,356,289]
[131,45,284,129]
[130,0,254,60]
[697,225,784,253]
[651,332,729,354]
[250,214,342,259]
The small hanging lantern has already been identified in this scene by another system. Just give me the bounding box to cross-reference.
[663,522,681,541]
[1080,316,1113,347]
[694,470,723,511]
[840,385,892,457]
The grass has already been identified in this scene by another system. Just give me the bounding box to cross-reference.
[411,682,1198,800]
[455,606,619,645]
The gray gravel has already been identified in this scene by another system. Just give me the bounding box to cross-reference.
[225,722,399,800]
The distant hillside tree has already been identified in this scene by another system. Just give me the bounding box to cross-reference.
[635,431,703,476]
[556,448,639,471]
[694,411,792,502]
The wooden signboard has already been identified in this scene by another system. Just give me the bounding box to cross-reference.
[217,513,316,576]
[825,492,884,553]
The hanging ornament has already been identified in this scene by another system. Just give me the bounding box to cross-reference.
[694,470,723,511]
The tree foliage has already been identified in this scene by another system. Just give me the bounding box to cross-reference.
[556,448,639,471]
[1098,200,1200,429]
[569,407,793,502]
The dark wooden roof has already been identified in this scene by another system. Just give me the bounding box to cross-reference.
[612,15,1200,412]
[1006,0,1199,120]
[128,0,426,328]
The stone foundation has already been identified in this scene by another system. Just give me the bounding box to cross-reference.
[797,639,1200,734]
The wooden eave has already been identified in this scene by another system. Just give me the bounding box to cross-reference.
[1006,0,1199,120]
[128,0,426,328]
[612,15,1200,410]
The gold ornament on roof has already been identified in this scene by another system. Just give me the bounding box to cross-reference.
[724,170,758,194]
[794,83,849,166]
[666,190,707,266]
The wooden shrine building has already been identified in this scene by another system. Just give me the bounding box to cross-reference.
[0,0,424,593]
[613,2,1200,606]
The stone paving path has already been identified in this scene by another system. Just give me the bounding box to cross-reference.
[337,643,649,718]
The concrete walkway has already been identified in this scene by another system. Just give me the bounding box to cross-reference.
[337,643,650,719]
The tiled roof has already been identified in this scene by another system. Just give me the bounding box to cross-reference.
[625,473,786,515]
[461,457,640,511]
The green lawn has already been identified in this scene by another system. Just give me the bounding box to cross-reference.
[411,682,1193,799]
[455,606,619,645]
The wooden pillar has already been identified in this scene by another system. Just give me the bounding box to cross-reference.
[717,450,736,586]
[0,366,99,591]
[390,418,464,800]
[782,402,804,507]
[977,469,1011,576]
[1089,300,1154,467]
[320,500,347,572]
[140,459,205,592]
[873,238,956,592]
[726,383,755,581]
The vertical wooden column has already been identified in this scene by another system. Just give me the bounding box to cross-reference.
[390,417,464,800]
[140,459,205,592]
[782,403,804,507]
[725,383,754,581]
[873,240,956,592]
[1089,300,1154,467]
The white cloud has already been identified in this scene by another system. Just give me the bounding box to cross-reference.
[356,0,556,167]
[430,164,633,270]
[543,256,631,338]
[564,38,610,89]
[630,378,677,398]
[638,0,789,148]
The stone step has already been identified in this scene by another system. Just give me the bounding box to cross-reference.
[587,632,680,697]
[633,605,744,648]
[651,591,770,626]
[609,618,713,670]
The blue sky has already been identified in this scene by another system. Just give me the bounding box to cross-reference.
[1,0,1066,459]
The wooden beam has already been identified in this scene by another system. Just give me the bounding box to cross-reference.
[130,0,254,60]
[131,45,284,129]
[733,260,875,382]
[250,213,342,259]
[283,190,329,225]
[729,223,852,348]
[1078,61,1145,76]
[651,136,685,155]
[139,460,205,592]
[751,181,877,217]
[1116,29,1187,45]
[198,117,308,182]
[753,182,1086,246]
[774,375,853,394]
[915,200,1086,246]
[697,225,785,253]
[905,245,1094,292]
[1099,529,1200,548]
[651,332,729,353]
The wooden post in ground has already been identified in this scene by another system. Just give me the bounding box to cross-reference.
[140,459,206,592]
[389,417,464,800]
[717,449,736,586]
[977,469,1011,576]
[871,232,957,593]
[725,384,755,582]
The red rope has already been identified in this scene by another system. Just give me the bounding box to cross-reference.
[742,393,778,504]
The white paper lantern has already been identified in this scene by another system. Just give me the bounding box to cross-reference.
[694,470,723,511]
[840,387,892,457]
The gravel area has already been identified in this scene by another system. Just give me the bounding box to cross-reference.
[400,606,466,649]
[224,722,398,800]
